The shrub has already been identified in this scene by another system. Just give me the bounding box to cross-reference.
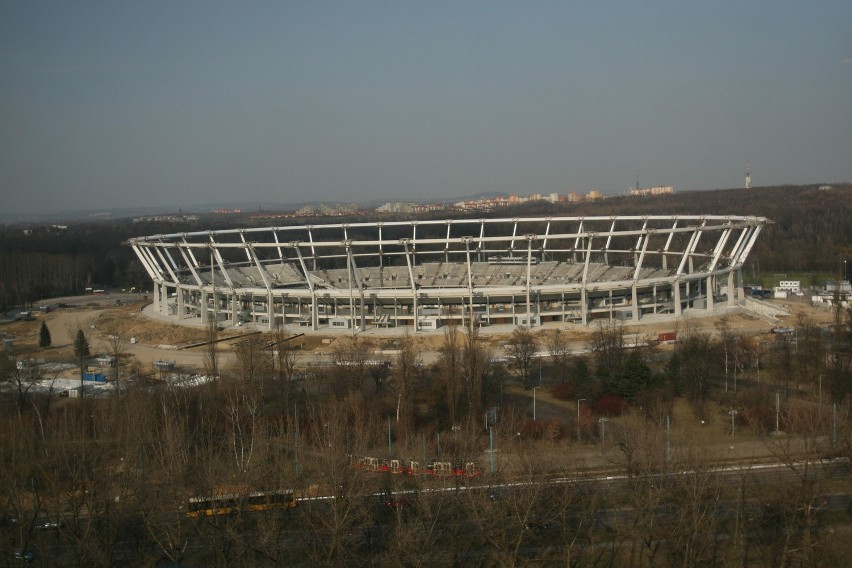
[593,394,629,417]
[549,382,575,402]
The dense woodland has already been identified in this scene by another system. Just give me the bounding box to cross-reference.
[1,183,851,312]
[2,309,852,565]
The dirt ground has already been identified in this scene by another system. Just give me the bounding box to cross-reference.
[2,293,834,375]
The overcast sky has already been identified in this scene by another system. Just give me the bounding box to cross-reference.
[2,1,851,214]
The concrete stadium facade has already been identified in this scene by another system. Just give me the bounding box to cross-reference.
[127,215,767,331]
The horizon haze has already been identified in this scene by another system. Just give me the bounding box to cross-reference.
[2,2,851,215]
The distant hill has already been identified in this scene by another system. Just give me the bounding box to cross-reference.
[0,183,849,309]
[506,183,852,282]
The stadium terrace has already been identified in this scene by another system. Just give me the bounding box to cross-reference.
[127,215,768,331]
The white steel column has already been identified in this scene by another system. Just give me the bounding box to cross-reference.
[580,233,594,324]
[293,245,318,330]
[402,239,418,332]
[464,237,475,330]
[525,234,535,328]
[631,227,651,322]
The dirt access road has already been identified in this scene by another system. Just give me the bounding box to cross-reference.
[4,293,831,377]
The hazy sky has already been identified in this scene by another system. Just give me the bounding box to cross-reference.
[2,2,851,214]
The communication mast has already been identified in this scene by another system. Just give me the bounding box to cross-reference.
[745,161,751,189]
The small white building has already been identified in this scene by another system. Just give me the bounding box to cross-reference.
[826,280,851,293]
[778,280,801,293]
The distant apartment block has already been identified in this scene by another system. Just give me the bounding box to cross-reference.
[629,185,674,197]
[377,202,417,214]
[133,214,200,223]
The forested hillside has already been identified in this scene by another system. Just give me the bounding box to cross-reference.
[1,184,850,311]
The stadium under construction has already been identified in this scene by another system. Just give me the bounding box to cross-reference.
[127,215,768,331]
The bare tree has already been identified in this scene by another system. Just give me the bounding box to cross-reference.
[590,318,626,376]
[330,336,371,390]
[546,328,572,384]
[100,328,128,392]
[273,324,297,383]
[438,325,463,426]
[462,324,489,419]
[299,396,382,565]
[223,380,261,472]
[232,336,273,383]
[391,331,419,438]
[507,326,537,389]
[202,317,219,378]
[0,352,40,413]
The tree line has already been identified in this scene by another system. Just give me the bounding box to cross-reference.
[2,183,851,313]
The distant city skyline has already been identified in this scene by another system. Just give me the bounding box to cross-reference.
[2,2,851,215]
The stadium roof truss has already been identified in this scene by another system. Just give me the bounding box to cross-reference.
[128,215,768,331]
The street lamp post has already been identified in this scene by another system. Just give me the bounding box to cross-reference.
[819,375,823,405]
[533,386,540,421]
[577,399,586,442]
[729,409,738,437]
[599,417,608,442]
[775,391,782,434]
[749,348,760,385]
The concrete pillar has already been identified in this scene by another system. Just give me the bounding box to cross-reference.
[632,281,639,322]
[727,270,736,307]
[706,275,714,311]
[268,292,274,330]
[736,268,745,304]
[160,283,168,315]
[177,287,184,320]
[674,280,682,317]
[201,290,209,324]
[153,283,161,313]
[654,284,658,315]
[232,293,239,325]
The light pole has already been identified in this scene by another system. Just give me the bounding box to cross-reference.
[577,398,586,442]
[598,417,608,442]
[749,348,760,384]
[533,386,540,421]
[818,375,823,405]
[775,391,782,434]
[729,409,738,437]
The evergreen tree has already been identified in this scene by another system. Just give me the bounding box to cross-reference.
[73,328,90,396]
[616,351,652,402]
[38,321,51,349]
